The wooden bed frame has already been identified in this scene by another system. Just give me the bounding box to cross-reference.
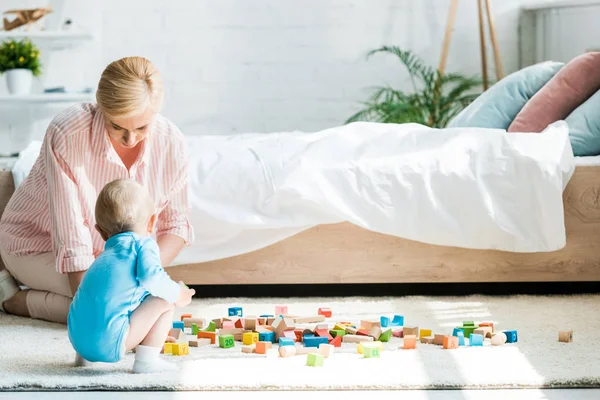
[1,166,600,284]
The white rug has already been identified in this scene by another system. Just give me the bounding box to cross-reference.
[1,295,599,391]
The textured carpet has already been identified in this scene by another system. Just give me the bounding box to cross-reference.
[1,295,599,391]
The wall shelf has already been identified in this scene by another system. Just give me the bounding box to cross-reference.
[0,93,94,105]
[0,31,93,50]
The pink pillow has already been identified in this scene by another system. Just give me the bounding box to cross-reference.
[508,52,600,133]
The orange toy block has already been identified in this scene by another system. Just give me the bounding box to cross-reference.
[318,308,332,318]
[197,331,217,344]
[330,335,342,348]
[403,335,417,349]
[315,328,333,341]
[256,341,273,354]
[180,314,192,321]
[479,322,495,332]
[443,335,459,349]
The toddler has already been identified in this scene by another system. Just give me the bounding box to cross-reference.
[68,179,195,373]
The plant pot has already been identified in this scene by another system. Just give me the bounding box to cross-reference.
[5,69,33,95]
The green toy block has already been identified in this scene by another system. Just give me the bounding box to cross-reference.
[459,325,477,337]
[378,329,392,342]
[192,323,199,335]
[306,352,324,367]
[202,321,217,332]
[329,330,346,338]
[219,334,235,349]
[363,342,381,358]
[463,321,475,327]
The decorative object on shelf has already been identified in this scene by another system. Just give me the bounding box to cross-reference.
[2,7,53,32]
[346,47,481,128]
[62,19,73,31]
[0,39,42,95]
[44,86,93,94]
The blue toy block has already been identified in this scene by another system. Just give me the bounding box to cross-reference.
[259,331,275,343]
[452,327,464,337]
[172,321,184,330]
[303,333,315,341]
[469,333,484,346]
[228,307,243,317]
[504,330,518,343]
[279,337,295,347]
[391,315,404,326]
[304,336,329,348]
[259,314,274,318]
[380,316,390,328]
[457,331,465,346]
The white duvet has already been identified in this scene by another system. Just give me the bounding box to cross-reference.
[11,121,575,265]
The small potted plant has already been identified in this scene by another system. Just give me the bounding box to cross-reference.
[0,39,42,95]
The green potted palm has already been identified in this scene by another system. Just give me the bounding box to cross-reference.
[0,39,42,95]
[347,46,481,128]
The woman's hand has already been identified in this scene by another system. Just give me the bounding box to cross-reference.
[174,281,195,308]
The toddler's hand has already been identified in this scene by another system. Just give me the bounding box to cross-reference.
[175,281,195,307]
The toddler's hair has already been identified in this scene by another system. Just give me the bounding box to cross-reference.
[95,179,155,238]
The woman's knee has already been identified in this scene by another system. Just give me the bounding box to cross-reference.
[143,295,174,313]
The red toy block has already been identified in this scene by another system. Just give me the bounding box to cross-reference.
[197,331,217,344]
[180,314,192,321]
[315,329,333,341]
[356,329,370,336]
[393,329,403,338]
[443,335,459,349]
[235,319,244,329]
[330,335,342,348]
[294,329,304,342]
[318,308,332,318]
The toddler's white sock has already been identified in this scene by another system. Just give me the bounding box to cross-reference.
[74,353,93,367]
[0,269,19,313]
[132,344,177,374]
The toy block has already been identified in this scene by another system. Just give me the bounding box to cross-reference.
[169,328,184,342]
[403,335,417,349]
[241,344,255,354]
[172,343,189,356]
[294,344,312,355]
[219,334,235,349]
[452,327,464,337]
[559,330,573,343]
[318,308,332,318]
[419,329,433,339]
[306,353,324,367]
[392,329,403,338]
[479,322,495,332]
[504,330,518,343]
[294,330,304,342]
[197,331,217,344]
[369,326,383,340]
[403,326,419,337]
[163,342,173,354]
[434,334,445,346]
[212,318,223,329]
[457,331,465,346]
[357,342,364,354]
[172,321,185,331]
[303,333,315,340]
[259,331,275,343]
[380,316,390,327]
[279,337,295,347]
[443,335,459,349]
[228,307,243,317]
[191,323,199,336]
[180,314,192,321]
[235,319,244,329]
[279,345,296,358]
[463,321,475,327]
[275,305,288,315]
[318,343,334,358]
[343,334,374,344]
[391,315,404,326]
[244,316,257,331]
[257,317,267,325]
[222,321,235,330]
[491,332,506,346]
[219,328,245,341]
[356,329,370,336]
[345,326,358,335]
[271,317,295,339]
[315,323,328,330]
[330,335,343,348]
[315,328,333,341]
[420,336,435,344]
[243,332,259,345]
[202,321,217,332]
[362,342,381,358]
[333,323,348,331]
[189,338,211,347]
[304,336,329,348]
[183,317,205,329]
[378,329,392,343]
[260,314,274,318]
[283,330,297,341]
[293,315,325,324]
[330,330,345,338]
[458,325,478,337]
[266,348,279,358]
[267,317,276,325]
[256,341,272,354]
[469,333,484,346]
[360,320,381,330]
[474,327,493,338]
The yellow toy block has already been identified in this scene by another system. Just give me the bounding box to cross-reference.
[172,343,189,356]
[419,329,432,339]
[357,340,383,354]
[163,342,173,354]
[243,332,259,345]
[333,323,347,331]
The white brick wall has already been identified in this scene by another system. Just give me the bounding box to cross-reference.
[3,0,562,138]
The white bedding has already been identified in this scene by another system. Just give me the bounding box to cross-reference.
[11,121,576,265]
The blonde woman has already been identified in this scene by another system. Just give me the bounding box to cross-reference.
[0,56,194,324]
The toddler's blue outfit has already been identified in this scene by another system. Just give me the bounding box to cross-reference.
[68,232,180,363]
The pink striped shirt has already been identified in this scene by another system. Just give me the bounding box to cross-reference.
[0,103,194,274]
